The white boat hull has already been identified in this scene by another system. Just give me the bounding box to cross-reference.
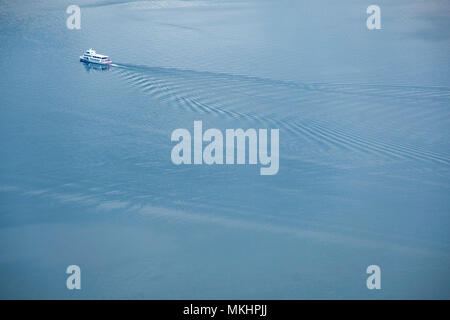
[80,56,112,65]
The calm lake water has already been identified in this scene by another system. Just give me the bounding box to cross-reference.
[0,0,449,298]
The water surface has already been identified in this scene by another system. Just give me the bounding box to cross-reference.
[0,0,449,298]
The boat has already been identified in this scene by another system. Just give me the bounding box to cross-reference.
[80,49,112,65]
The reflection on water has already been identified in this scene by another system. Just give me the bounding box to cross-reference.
[81,61,111,72]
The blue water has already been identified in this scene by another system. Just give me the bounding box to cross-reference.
[0,0,449,299]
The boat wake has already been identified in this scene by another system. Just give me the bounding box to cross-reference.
[109,62,450,166]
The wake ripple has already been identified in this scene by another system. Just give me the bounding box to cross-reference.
[110,63,450,166]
